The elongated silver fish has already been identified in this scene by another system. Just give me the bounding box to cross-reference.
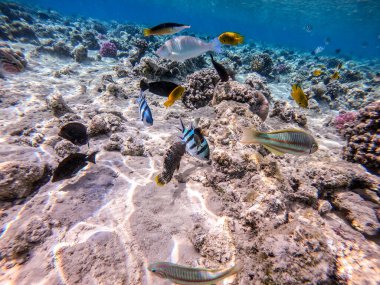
[156,36,221,62]
[148,262,242,285]
[241,128,318,156]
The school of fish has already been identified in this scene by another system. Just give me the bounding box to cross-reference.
[46,21,331,284]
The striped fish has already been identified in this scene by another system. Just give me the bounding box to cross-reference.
[179,118,210,161]
[137,91,153,126]
[241,128,318,156]
[148,262,242,285]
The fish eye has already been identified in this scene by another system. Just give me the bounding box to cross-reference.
[151,269,156,273]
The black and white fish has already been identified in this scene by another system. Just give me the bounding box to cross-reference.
[52,151,98,182]
[179,118,210,161]
[137,91,153,126]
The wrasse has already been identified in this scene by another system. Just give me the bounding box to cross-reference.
[179,118,210,161]
[148,262,242,285]
[143,23,190,36]
[156,36,221,62]
[164,85,185,108]
[155,141,186,186]
[218,32,244,45]
[137,91,153,126]
[291,84,308,108]
[241,128,318,156]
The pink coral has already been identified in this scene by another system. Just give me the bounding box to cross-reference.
[99,41,117,58]
[333,111,357,130]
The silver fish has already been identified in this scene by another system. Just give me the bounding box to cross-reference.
[156,36,221,62]
[148,262,242,285]
[241,128,318,156]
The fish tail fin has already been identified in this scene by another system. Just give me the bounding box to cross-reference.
[87,151,98,164]
[209,53,214,61]
[155,175,165,186]
[140,79,149,92]
[238,35,245,44]
[230,262,243,276]
[241,128,260,144]
[164,100,173,108]
[143,29,151,36]
[210,37,222,53]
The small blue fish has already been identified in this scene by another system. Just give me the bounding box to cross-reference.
[179,118,210,161]
[137,91,153,126]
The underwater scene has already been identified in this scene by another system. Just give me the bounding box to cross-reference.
[0,0,379,284]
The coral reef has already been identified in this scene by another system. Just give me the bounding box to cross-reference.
[342,101,380,175]
[99,41,117,58]
[269,100,307,126]
[182,68,220,109]
[0,44,27,72]
[72,44,88,63]
[251,53,273,76]
[212,80,269,121]
[244,72,272,101]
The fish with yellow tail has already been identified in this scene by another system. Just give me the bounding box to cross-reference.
[331,62,343,80]
[312,69,323,77]
[148,262,242,285]
[291,84,308,108]
[218,32,244,45]
[164,85,185,108]
[155,141,186,186]
[143,23,190,36]
[241,128,318,156]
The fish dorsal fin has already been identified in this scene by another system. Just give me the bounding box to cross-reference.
[266,128,306,135]
[263,144,285,156]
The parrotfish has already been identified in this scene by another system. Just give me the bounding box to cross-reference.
[210,54,229,82]
[241,128,318,156]
[155,141,186,186]
[58,122,89,146]
[179,118,210,161]
[291,84,308,108]
[218,32,244,45]
[164,86,185,108]
[52,151,98,182]
[140,80,178,97]
[156,36,221,62]
[143,23,190,36]
[137,91,153,126]
[148,262,242,285]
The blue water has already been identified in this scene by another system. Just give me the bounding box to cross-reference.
[18,0,380,59]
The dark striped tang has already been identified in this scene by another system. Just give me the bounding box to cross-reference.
[148,262,242,285]
[242,128,318,156]
[137,91,153,126]
[179,118,210,161]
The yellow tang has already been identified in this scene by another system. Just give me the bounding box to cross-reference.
[164,86,185,108]
[331,71,340,80]
[291,84,308,108]
[218,32,244,45]
[313,69,322,76]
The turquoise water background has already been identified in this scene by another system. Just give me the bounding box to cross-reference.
[15,0,380,58]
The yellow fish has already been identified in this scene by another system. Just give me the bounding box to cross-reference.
[331,71,340,80]
[291,84,308,108]
[313,69,322,76]
[218,32,244,45]
[164,86,185,108]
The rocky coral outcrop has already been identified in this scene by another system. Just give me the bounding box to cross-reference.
[46,92,73,117]
[72,44,88,63]
[342,101,380,175]
[244,72,272,101]
[54,140,80,158]
[269,100,307,127]
[182,68,220,109]
[0,161,49,201]
[212,81,269,121]
[0,44,27,72]
[88,113,123,137]
[251,53,273,76]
